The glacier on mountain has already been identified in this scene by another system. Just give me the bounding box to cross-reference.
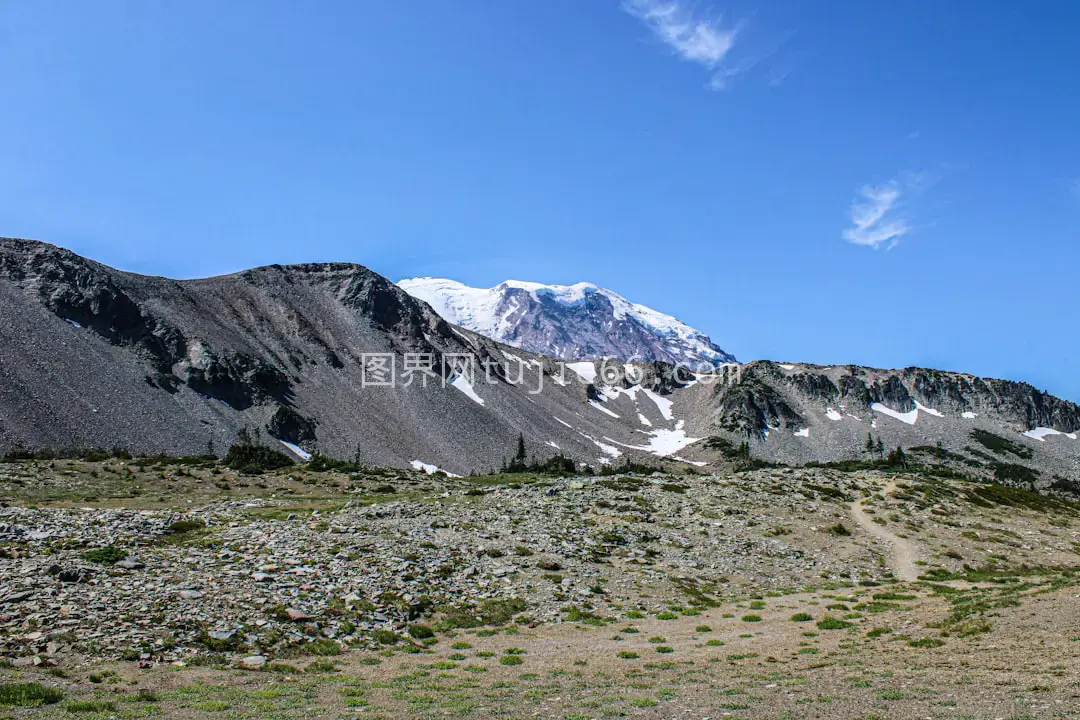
[398,277,735,367]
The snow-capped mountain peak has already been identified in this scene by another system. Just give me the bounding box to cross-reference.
[397,277,736,368]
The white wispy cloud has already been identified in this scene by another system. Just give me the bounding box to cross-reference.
[623,0,741,90]
[841,180,910,250]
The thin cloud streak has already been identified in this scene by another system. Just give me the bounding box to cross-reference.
[842,181,910,250]
[623,0,741,90]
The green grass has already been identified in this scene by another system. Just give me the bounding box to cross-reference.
[66,700,118,713]
[617,651,640,659]
[790,612,813,622]
[741,614,763,622]
[816,616,853,630]
[907,637,945,648]
[0,682,64,707]
[499,655,524,666]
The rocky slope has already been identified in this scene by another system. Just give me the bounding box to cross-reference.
[398,277,736,367]
[1,238,1077,485]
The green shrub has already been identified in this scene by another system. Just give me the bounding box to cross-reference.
[407,624,435,640]
[816,616,853,630]
[790,613,813,622]
[224,434,294,474]
[0,682,64,707]
[371,630,400,645]
[166,519,206,534]
[499,655,524,666]
[82,546,127,565]
[741,614,762,623]
[970,429,1033,459]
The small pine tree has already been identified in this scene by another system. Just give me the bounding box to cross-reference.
[886,446,907,467]
[865,433,875,458]
[876,438,885,461]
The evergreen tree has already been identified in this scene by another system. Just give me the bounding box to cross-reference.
[865,433,875,458]
[886,446,907,467]
[876,438,885,461]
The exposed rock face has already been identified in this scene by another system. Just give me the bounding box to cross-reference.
[398,277,736,367]
[266,406,317,448]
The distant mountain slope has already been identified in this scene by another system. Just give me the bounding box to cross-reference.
[1,238,1077,486]
[397,277,736,368]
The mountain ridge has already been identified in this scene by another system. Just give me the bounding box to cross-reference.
[1,238,1077,486]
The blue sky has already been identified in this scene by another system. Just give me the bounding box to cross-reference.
[2,1,1079,400]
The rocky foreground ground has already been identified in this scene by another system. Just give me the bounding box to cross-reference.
[0,457,1079,718]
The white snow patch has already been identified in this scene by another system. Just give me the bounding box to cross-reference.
[600,384,640,402]
[278,440,312,461]
[825,408,843,421]
[410,460,461,477]
[450,375,485,406]
[914,400,944,417]
[794,427,810,438]
[566,361,597,383]
[673,456,708,467]
[642,388,674,421]
[1023,427,1078,441]
[554,417,574,429]
[545,440,561,450]
[778,364,795,370]
[577,431,622,458]
[639,427,700,456]
[588,400,620,419]
[607,421,701,457]
[637,412,653,427]
[961,411,977,419]
[63,318,82,328]
[870,402,919,425]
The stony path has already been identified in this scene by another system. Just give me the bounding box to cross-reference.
[850,479,921,582]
